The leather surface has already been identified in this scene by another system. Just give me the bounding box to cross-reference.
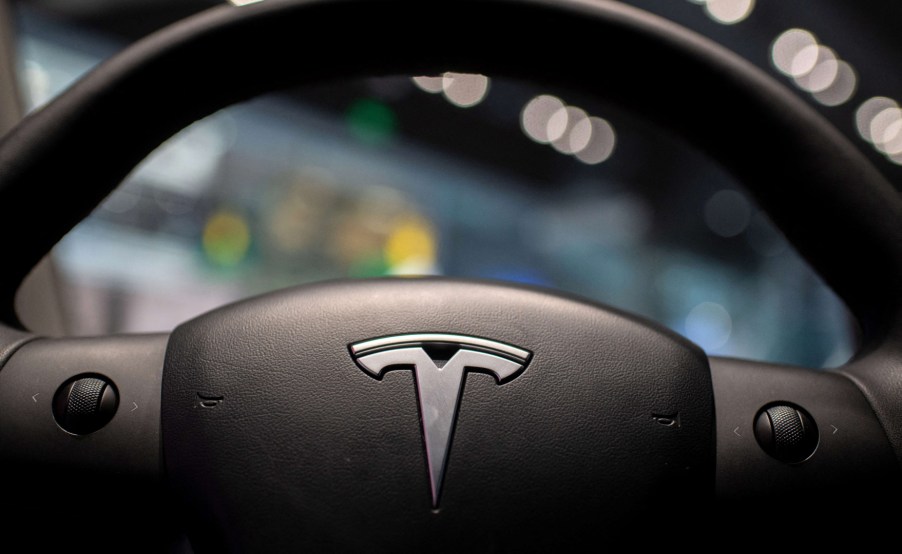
[0,325,34,367]
[710,356,899,502]
[163,279,714,552]
[842,344,902,469]
[0,335,166,477]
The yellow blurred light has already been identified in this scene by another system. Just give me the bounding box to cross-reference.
[384,217,437,270]
[203,211,251,267]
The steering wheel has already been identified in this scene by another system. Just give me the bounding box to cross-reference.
[0,0,900,551]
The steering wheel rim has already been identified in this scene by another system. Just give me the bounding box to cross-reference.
[0,0,899,550]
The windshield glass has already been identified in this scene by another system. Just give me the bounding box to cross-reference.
[13,0,894,369]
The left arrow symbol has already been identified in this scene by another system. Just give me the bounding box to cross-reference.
[31,393,39,403]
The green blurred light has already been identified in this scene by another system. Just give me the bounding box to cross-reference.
[202,210,251,268]
[348,252,390,278]
[346,99,397,145]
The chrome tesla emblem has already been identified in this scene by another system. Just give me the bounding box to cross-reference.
[350,333,532,507]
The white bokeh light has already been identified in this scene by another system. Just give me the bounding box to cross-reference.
[520,97,616,164]
[793,47,839,92]
[703,0,755,25]
[441,73,490,108]
[812,61,857,106]
[870,107,902,155]
[521,95,566,144]
[789,43,821,78]
[412,73,490,108]
[575,117,616,165]
[856,97,898,143]
[772,29,858,108]
[546,106,570,143]
[568,116,594,154]
[879,119,902,155]
[550,106,589,154]
[772,29,818,76]
[411,76,444,94]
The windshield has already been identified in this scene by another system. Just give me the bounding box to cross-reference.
[11,0,900,369]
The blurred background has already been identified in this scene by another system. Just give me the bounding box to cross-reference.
[4,0,900,368]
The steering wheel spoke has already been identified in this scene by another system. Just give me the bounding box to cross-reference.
[711,357,900,501]
[0,333,166,476]
[0,334,172,550]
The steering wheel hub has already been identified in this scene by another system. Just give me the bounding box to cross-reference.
[162,279,713,549]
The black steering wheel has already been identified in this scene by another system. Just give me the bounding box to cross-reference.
[0,0,900,551]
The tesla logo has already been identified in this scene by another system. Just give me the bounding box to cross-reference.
[350,333,531,507]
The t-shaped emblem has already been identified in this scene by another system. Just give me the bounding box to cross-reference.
[350,333,531,507]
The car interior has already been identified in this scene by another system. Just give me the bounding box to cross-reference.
[0,0,899,551]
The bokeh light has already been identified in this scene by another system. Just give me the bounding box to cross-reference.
[856,96,902,164]
[772,29,818,76]
[704,190,751,238]
[685,301,733,351]
[384,216,438,274]
[202,210,251,268]
[441,73,490,107]
[870,107,902,152]
[703,0,755,25]
[771,29,857,107]
[411,76,444,94]
[879,119,902,155]
[550,106,589,154]
[856,97,898,142]
[812,61,857,106]
[346,99,397,145]
[789,43,821,78]
[412,73,490,108]
[793,47,838,92]
[521,95,616,164]
[574,117,616,165]
[521,95,566,144]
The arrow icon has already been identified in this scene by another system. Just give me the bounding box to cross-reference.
[31,393,39,403]
[831,424,839,435]
[131,402,139,412]
[733,426,742,437]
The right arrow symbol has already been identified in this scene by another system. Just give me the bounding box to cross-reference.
[831,424,839,435]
